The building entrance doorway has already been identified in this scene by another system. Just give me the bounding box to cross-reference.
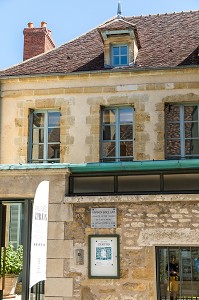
[157,247,199,300]
[0,200,44,300]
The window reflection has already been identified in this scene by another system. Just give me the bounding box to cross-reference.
[30,110,60,163]
[111,45,128,66]
[157,247,199,300]
[165,104,199,159]
[101,107,134,162]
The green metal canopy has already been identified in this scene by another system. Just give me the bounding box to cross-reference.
[0,159,199,173]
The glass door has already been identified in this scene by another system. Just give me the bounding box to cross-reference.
[0,200,44,300]
[0,200,32,300]
[0,203,6,300]
[157,247,199,300]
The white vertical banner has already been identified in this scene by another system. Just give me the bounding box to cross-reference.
[29,181,49,288]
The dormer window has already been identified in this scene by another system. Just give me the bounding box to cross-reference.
[111,44,128,66]
[98,18,141,69]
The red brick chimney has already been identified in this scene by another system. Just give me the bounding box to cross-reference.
[23,21,56,61]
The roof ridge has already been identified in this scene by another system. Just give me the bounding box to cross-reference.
[125,9,199,18]
[98,16,136,28]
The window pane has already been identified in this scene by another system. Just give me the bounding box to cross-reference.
[185,122,199,138]
[33,128,44,143]
[120,108,133,123]
[103,110,115,124]
[103,126,116,140]
[166,123,180,139]
[113,46,119,55]
[113,56,119,65]
[32,144,44,160]
[73,177,114,193]
[33,113,44,127]
[166,140,181,158]
[118,175,160,192]
[164,173,199,190]
[120,46,127,55]
[48,112,60,127]
[165,105,180,122]
[121,56,127,65]
[185,139,199,156]
[184,106,198,121]
[165,105,181,159]
[103,142,116,158]
[120,141,133,157]
[48,144,60,160]
[120,125,133,140]
[48,128,60,143]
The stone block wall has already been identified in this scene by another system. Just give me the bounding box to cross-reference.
[0,65,198,300]
[0,68,198,164]
[0,168,74,299]
[63,195,199,300]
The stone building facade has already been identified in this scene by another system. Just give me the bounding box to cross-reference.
[0,8,199,300]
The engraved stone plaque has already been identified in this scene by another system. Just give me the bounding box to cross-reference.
[91,208,117,228]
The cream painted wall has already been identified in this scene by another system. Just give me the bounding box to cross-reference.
[0,68,198,164]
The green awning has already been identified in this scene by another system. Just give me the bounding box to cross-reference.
[0,159,199,174]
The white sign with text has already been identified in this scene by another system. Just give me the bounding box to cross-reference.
[29,181,49,288]
[91,208,117,228]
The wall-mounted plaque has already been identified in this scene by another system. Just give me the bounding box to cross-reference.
[91,208,117,228]
[88,235,120,278]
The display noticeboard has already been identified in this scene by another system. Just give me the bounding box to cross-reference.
[88,235,120,278]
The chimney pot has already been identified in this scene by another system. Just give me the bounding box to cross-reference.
[23,21,55,61]
[41,21,47,28]
[28,22,34,28]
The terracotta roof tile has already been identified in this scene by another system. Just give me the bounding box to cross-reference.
[0,11,198,77]
[98,18,136,31]
[98,18,141,49]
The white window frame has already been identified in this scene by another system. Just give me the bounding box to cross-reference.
[101,106,134,162]
[29,109,60,163]
[165,104,199,159]
[9,204,22,248]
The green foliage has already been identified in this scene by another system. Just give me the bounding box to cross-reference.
[1,243,23,275]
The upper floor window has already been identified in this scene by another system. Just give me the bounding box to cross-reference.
[29,110,60,163]
[165,104,199,159]
[111,45,128,66]
[101,106,134,162]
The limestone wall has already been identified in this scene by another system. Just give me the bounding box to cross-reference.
[0,67,198,164]
[0,67,199,299]
[0,168,74,299]
[64,195,199,300]
[1,170,199,299]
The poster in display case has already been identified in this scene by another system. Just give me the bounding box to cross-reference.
[88,235,120,278]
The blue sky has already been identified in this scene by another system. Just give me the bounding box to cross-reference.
[0,0,198,70]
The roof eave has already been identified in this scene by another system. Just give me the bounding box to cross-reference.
[0,64,198,81]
